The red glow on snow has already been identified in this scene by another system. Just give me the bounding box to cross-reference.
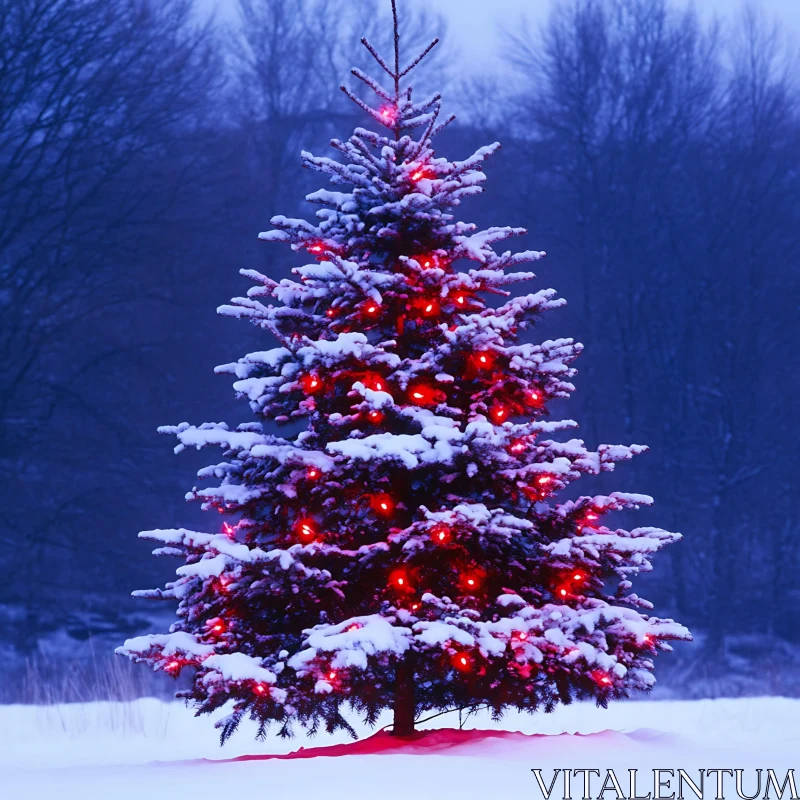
[367,410,384,424]
[509,439,526,454]
[295,517,317,540]
[370,493,395,517]
[301,373,323,394]
[346,624,361,633]
[379,106,396,123]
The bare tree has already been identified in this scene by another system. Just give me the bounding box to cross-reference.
[0,0,220,651]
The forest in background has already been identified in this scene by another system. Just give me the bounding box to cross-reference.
[1,0,797,698]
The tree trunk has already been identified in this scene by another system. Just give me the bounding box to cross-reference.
[392,652,416,737]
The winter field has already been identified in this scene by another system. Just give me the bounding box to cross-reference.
[3,697,797,799]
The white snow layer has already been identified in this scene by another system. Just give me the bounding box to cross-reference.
[1,697,797,799]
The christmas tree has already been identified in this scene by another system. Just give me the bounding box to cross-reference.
[119,1,690,741]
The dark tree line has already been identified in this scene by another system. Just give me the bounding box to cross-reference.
[1,0,797,692]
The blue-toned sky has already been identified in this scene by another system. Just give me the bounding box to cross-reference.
[202,0,800,68]
[426,0,800,65]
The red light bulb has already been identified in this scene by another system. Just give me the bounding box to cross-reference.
[326,308,336,318]
[362,301,381,317]
[362,373,386,393]
[308,243,323,253]
[255,684,267,695]
[328,671,337,680]
[367,410,384,424]
[451,651,473,672]
[430,524,451,544]
[222,522,235,538]
[167,661,179,670]
[307,467,321,480]
[411,166,429,181]
[490,405,507,423]
[295,517,317,540]
[408,383,441,407]
[301,373,323,394]
[459,570,483,593]
[411,603,420,611]
[509,439,526,454]
[537,475,552,486]
[370,493,395,517]
[572,572,584,582]
[527,390,542,405]
[518,632,527,641]
[389,568,412,592]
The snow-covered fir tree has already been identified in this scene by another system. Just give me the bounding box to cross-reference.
[119,1,690,741]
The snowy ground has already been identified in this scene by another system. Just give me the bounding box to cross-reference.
[2,697,797,799]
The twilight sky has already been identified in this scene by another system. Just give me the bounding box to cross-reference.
[202,0,800,70]
[424,0,800,66]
